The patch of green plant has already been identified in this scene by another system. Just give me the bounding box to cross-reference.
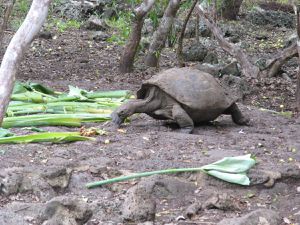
[10,0,30,30]
[106,12,133,45]
[48,18,82,33]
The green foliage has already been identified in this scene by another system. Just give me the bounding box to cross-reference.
[106,12,133,45]
[47,18,82,33]
[10,0,30,30]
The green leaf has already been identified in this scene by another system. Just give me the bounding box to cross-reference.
[68,86,89,100]
[0,132,94,144]
[28,83,59,95]
[200,154,255,173]
[0,128,14,138]
[204,170,251,185]
[12,82,29,94]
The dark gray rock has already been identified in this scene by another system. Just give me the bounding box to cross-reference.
[85,16,108,31]
[42,196,93,225]
[0,210,29,225]
[199,21,211,37]
[193,63,222,77]
[92,31,110,42]
[203,52,219,64]
[247,7,295,28]
[220,61,241,77]
[183,42,208,62]
[217,209,281,225]
[221,75,251,100]
[122,175,196,223]
[142,19,154,35]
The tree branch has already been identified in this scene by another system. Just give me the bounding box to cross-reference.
[0,0,52,125]
[119,0,156,73]
[196,4,260,78]
[176,0,198,67]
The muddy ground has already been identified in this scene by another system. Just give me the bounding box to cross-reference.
[1,19,300,224]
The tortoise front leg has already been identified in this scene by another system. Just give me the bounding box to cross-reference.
[225,103,250,125]
[172,104,194,134]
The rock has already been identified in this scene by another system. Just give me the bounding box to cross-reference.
[184,202,202,219]
[203,193,243,211]
[85,16,108,31]
[142,19,154,35]
[42,196,92,225]
[183,42,208,62]
[101,7,117,19]
[38,31,53,39]
[0,167,23,195]
[203,52,219,64]
[247,7,295,28]
[193,63,222,77]
[199,21,211,37]
[0,209,29,225]
[41,167,72,190]
[284,33,297,48]
[220,61,241,76]
[217,209,281,225]
[221,75,251,100]
[122,175,196,223]
[92,31,110,42]
[122,182,156,223]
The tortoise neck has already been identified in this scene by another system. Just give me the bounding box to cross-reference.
[130,99,160,114]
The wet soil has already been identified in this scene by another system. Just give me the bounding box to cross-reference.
[1,20,300,224]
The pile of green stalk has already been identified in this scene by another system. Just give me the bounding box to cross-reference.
[3,82,132,128]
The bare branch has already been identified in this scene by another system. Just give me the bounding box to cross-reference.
[0,0,16,46]
[119,0,156,73]
[145,0,181,67]
[0,0,52,125]
[176,0,198,67]
[196,4,260,78]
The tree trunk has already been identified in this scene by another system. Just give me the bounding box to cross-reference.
[296,4,300,113]
[0,0,15,46]
[177,0,198,67]
[196,5,260,78]
[219,0,243,20]
[119,0,156,73]
[196,5,297,79]
[0,0,52,126]
[145,0,181,67]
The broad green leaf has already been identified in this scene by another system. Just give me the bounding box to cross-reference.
[204,170,250,185]
[0,128,14,138]
[0,132,94,144]
[200,154,255,173]
[13,82,29,94]
[28,83,59,95]
[68,86,89,100]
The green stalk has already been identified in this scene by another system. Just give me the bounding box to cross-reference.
[86,90,131,99]
[86,168,204,188]
[2,114,111,128]
[0,132,94,144]
[86,155,256,188]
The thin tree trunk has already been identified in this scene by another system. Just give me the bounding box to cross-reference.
[196,5,260,78]
[0,0,15,46]
[177,0,198,67]
[0,0,52,126]
[145,0,181,67]
[296,4,300,113]
[119,0,156,73]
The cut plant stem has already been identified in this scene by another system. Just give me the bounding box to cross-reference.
[2,114,111,128]
[0,132,94,144]
[86,167,205,188]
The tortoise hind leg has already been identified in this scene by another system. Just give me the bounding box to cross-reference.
[224,103,250,125]
[172,104,194,133]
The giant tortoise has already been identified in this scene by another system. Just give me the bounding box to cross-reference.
[111,68,249,133]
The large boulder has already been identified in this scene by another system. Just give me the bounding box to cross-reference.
[182,42,208,62]
[247,7,295,28]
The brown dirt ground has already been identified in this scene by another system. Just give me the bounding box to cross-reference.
[1,20,300,224]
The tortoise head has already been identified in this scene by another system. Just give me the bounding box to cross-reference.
[111,103,135,126]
